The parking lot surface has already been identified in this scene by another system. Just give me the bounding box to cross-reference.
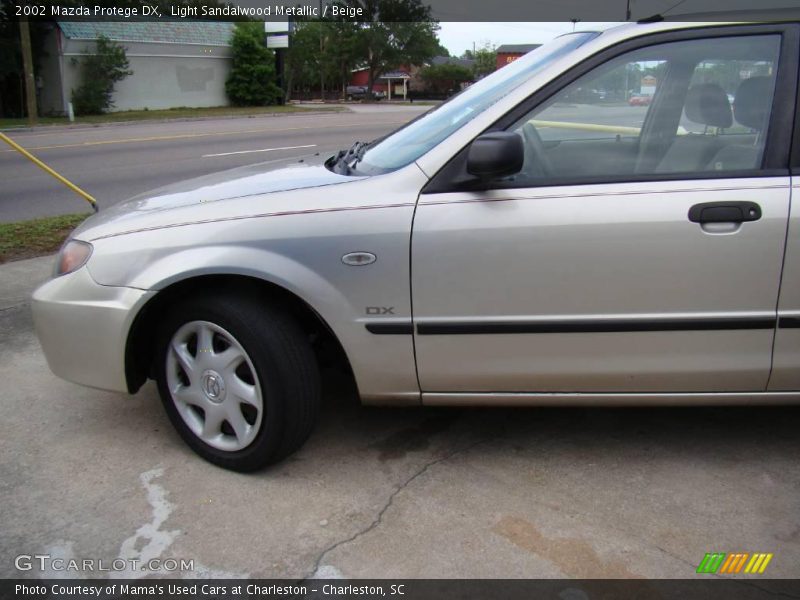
[1,255,799,580]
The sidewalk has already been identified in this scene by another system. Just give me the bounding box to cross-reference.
[0,254,53,310]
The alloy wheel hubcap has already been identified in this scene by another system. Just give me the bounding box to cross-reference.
[166,320,263,452]
[201,370,226,403]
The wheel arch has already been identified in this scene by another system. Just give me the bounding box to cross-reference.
[125,274,354,394]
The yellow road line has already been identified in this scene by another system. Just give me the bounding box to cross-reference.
[528,119,692,137]
[0,121,405,153]
[530,119,643,135]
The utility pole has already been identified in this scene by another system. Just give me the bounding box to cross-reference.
[626,0,632,21]
[19,19,38,126]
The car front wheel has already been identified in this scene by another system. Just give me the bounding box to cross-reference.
[154,292,320,471]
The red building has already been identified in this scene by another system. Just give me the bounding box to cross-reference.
[495,44,541,70]
[350,66,411,98]
[350,68,387,93]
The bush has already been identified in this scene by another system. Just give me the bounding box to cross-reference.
[418,63,473,96]
[71,36,132,115]
[225,22,281,106]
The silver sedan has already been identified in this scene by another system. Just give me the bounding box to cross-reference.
[33,18,800,470]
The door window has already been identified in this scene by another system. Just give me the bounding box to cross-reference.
[507,35,780,185]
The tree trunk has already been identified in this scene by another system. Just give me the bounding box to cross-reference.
[366,46,376,96]
[19,19,38,125]
[284,69,293,103]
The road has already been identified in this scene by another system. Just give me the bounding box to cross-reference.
[1,103,660,223]
[2,256,800,582]
[0,104,430,222]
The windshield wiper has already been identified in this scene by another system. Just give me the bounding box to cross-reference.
[351,141,370,168]
[328,141,370,175]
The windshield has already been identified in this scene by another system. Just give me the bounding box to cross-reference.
[354,31,599,175]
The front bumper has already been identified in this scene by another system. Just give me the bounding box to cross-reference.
[32,266,154,393]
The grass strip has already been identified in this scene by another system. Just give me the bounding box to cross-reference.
[0,213,91,263]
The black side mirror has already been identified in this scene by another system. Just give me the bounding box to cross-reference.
[466,132,524,180]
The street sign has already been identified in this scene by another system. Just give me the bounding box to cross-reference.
[266,34,289,49]
[265,20,290,34]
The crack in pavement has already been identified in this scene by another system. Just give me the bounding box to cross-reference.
[304,438,490,580]
[300,436,718,582]
[0,303,25,313]
[649,543,700,571]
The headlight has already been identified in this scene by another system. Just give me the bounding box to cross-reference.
[56,239,93,276]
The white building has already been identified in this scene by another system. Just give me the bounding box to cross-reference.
[39,21,235,115]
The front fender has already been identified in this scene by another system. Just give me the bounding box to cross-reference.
[125,245,353,315]
[86,207,420,404]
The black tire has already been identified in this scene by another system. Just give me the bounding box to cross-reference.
[154,292,320,471]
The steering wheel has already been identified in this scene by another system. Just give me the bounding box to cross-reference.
[520,121,553,179]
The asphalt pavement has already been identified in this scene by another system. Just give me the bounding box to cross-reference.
[1,255,800,580]
[0,104,430,222]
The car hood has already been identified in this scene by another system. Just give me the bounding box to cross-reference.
[72,152,364,239]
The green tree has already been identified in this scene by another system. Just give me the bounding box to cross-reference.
[326,19,362,99]
[339,0,440,96]
[419,62,472,95]
[594,63,627,100]
[225,21,280,106]
[284,21,325,99]
[434,42,450,57]
[285,18,361,101]
[71,35,132,115]
[469,44,496,78]
[0,0,50,117]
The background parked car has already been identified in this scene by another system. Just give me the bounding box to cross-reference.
[628,94,653,106]
[561,86,604,103]
[346,86,386,101]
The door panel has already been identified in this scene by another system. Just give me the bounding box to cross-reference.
[769,180,800,390]
[411,30,793,395]
[543,139,640,178]
[412,179,789,392]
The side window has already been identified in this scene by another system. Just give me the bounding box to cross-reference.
[533,58,666,145]
[507,34,780,186]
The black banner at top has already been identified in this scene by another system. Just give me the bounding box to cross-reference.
[4,0,800,22]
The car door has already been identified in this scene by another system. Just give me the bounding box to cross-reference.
[412,25,798,396]
[769,62,800,392]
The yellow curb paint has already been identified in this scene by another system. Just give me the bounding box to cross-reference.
[0,132,98,212]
